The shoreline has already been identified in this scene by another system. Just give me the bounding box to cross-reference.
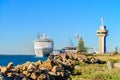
[0,53,104,80]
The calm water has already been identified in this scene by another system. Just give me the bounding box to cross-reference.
[0,55,47,66]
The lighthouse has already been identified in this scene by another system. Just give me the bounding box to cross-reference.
[97,18,108,53]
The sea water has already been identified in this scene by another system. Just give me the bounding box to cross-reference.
[0,55,47,66]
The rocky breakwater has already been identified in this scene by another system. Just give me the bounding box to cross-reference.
[0,53,104,80]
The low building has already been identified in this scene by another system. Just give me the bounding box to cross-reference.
[61,46,77,53]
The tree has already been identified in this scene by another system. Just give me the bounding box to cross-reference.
[115,46,118,52]
[77,37,87,54]
[112,46,119,55]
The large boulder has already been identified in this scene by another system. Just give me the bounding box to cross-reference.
[7,72,14,77]
[27,63,37,73]
[7,62,14,70]
[36,60,42,66]
[23,71,31,77]
[52,66,57,74]
[22,65,28,71]
[61,54,69,61]
[114,62,120,69]
[39,59,55,70]
[12,73,30,80]
[37,74,49,80]
[15,65,23,73]
[0,72,6,80]
[0,66,8,73]
[23,61,32,67]
[30,72,38,80]
[52,66,63,74]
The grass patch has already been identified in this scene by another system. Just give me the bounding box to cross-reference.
[71,55,120,80]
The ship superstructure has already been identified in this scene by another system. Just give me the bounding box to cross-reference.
[34,34,54,57]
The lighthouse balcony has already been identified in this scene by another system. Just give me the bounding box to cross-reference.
[97,32,108,34]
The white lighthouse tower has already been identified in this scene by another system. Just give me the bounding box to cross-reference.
[97,18,108,53]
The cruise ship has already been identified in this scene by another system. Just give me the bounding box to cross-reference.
[34,34,54,57]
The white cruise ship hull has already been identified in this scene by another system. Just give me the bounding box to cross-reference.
[34,48,53,57]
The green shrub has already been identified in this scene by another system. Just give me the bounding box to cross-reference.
[112,51,119,56]
[73,69,81,75]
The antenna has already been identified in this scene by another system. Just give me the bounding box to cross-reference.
[75,33,79,40]
[101,18,104,26]
[37,33,40,39]
[75,33,79,48]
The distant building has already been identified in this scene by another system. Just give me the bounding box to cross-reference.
[96,18,108,53]
[61,46,77,53]
[61,38,77,53]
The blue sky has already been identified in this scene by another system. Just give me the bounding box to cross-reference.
[0,0,120,54]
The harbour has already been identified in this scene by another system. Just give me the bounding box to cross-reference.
[0,55,47,66]
[0,0,120,80]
